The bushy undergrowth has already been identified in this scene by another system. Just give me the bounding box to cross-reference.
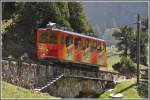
[112,56,136,78]
[137,82,148,98]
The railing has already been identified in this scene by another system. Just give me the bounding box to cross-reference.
[34,74,64,92]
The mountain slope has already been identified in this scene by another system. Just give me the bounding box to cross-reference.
[83,2,148,29]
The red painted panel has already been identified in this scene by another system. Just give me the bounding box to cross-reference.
[75,49,82,61]
[91,52,98,64]
[37,28,106,66]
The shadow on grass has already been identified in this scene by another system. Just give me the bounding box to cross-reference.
[114,83,137,95]
[99,82,137,96]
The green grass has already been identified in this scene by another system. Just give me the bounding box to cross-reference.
[99,80,141,99]
[2,81,58,99]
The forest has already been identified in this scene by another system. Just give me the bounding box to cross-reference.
[2,2,93,60]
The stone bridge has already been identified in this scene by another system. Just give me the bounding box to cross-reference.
[2,59,125,97]
[41,75,111,97]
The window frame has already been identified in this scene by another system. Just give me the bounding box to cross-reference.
[97,42,102,53]
[66,35,73,47]
[83,39,89,50]
[49,32,57,44]
[60,34,65,45]
[90,40,97,52]
[74,37,82,49]
[39,31,49,43]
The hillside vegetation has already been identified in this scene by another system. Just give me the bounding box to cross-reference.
[2,81,58,99]
[2,2,93,60]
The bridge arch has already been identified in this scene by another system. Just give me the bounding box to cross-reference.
[75,88,99,98]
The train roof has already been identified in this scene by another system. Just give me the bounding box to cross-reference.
[38,28,106,42]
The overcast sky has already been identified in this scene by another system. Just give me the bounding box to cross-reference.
[83,2,148,29]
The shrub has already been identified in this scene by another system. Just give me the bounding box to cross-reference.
[137,81,148,98]
[112,56,136,78]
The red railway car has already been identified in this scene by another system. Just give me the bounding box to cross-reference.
[37,26,107,68]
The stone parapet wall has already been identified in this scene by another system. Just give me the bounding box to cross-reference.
[2,59,123,90]
[2,60,39,88]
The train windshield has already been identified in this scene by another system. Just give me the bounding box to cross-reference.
[39,32,49,43]
[49,32,57,44]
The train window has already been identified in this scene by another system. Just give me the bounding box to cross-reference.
[61,34,65,45]
[39,32,49,43]
[91,41,97,52]
[93,42,97,49]
[98,42,105,52]
[97,44,102,53]
[102,43,105,50]
[83,39,89,50]
[66,36,73,47]
[75,37,81,48]
[101,43,104,50]
[49,32,57,44]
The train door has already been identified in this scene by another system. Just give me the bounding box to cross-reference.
[47,31,58,57]
[58,32,66,59]
[90,40,98,64]
[98,42,103,65]
[102,43,107,67]
[74,36,82,62]
[82,38,90,63]
[37,29,50,59]
[65,35,74,61]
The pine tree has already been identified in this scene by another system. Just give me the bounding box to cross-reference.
[112,17,148,65]
[2,2,93,59]
[56,2,70,27]
[68,2,92,33]
[129,18,148,65]
[112,26,134,57]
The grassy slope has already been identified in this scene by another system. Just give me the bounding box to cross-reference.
[2,81,58,99]
[99,80,141,99]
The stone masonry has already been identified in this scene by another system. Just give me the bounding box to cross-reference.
[2,59,124,97]
[42,76,109,97]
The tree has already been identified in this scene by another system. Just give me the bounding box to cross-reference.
[112,56,136,78]
[2,2,16,20]
[2,2,93,59]
[129,18,148,65]
[112,25,134,57]
[68,2,92,33]
[112,17,148,66]
[137,17,148,98]
[56,2,70,27]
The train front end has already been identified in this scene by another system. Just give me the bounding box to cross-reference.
[37,28,60,60]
